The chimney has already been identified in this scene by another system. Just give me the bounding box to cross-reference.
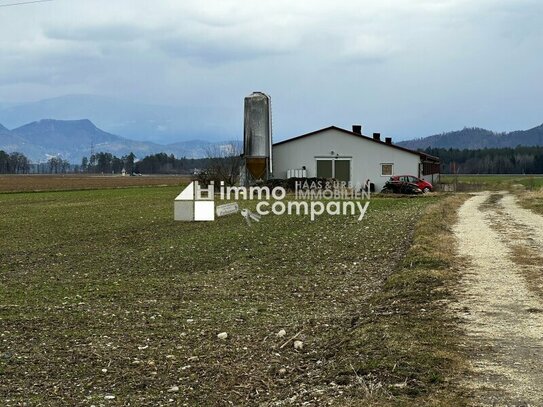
[352,125,362,135]
[372,132,381,141]
[385,137,392,144]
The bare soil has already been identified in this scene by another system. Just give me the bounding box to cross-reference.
[0,174,191,193]
[453,191,543,406]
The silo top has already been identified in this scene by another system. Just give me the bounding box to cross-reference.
[249,91,270,98]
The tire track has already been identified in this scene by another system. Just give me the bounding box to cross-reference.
[500,193,543,249]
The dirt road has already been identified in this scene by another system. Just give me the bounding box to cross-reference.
[454,191,543,406]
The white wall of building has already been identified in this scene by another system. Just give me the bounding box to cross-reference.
[272,128,422,191]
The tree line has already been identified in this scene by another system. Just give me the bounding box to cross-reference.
[133,153,211,174]
[0,151,31,174]
[0,150,214,175]
[9,144,542,176]
[81,152,136,174]
[425,146,543,174]
[0,150,73,174]
[79,152,212,174]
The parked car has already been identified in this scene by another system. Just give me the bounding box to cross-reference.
[389,175,433,193]
[381,179,423,194]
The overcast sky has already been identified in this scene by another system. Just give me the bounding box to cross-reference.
[1,0,542,141]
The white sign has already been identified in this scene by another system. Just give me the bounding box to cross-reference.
[216,202,240,217]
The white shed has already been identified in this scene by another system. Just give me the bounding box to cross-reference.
[272,125,440,191]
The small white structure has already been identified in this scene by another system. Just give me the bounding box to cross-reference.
[272,125,440,191]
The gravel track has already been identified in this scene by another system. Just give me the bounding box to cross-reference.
[453,191,543,406]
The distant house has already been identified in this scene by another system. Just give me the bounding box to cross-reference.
[272,125,440,191]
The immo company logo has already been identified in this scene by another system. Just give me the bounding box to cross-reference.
[174,181,371,223]
[174,182,215,221]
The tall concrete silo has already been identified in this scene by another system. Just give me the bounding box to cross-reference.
[243,92,272,183]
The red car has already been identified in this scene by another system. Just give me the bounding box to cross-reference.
[390,175,433,193]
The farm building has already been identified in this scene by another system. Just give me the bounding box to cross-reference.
[272,125,440,191]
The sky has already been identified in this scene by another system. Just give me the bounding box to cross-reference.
[1,0,542,142]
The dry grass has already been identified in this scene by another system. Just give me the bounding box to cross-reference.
[509,245,543,302]
[440,175,543,192]
[516,188,543,215]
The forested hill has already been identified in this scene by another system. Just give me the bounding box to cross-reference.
[398,124,543,150]
[426,146,543,174]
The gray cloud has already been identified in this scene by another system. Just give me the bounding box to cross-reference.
[0,0,542,141]
[44,23,147,43]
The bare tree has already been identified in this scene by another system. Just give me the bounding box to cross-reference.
[197,141,243,186]
[47,156,70,174]
[8,152,30,174]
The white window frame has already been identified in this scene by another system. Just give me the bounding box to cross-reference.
[381,163,394,176]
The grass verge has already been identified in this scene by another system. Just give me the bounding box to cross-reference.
[327,194,470,406]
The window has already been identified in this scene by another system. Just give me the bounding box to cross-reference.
[334,160,350,183]
[381,163,393,176]
[316,160,333,178]
[316,159,351,182]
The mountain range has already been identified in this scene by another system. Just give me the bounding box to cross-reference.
[397,124,543,150]
[0,119,227,163]
[0,94,238,144]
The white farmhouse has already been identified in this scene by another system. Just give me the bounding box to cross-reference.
[272,125,440,191]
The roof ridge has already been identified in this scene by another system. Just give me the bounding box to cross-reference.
[273,125,439,161]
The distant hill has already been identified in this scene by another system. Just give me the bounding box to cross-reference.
[397,124,543,150]
[4,119,163,162]
[0,94,237,144]
[13,119,137,149]
[0,119,232,163]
